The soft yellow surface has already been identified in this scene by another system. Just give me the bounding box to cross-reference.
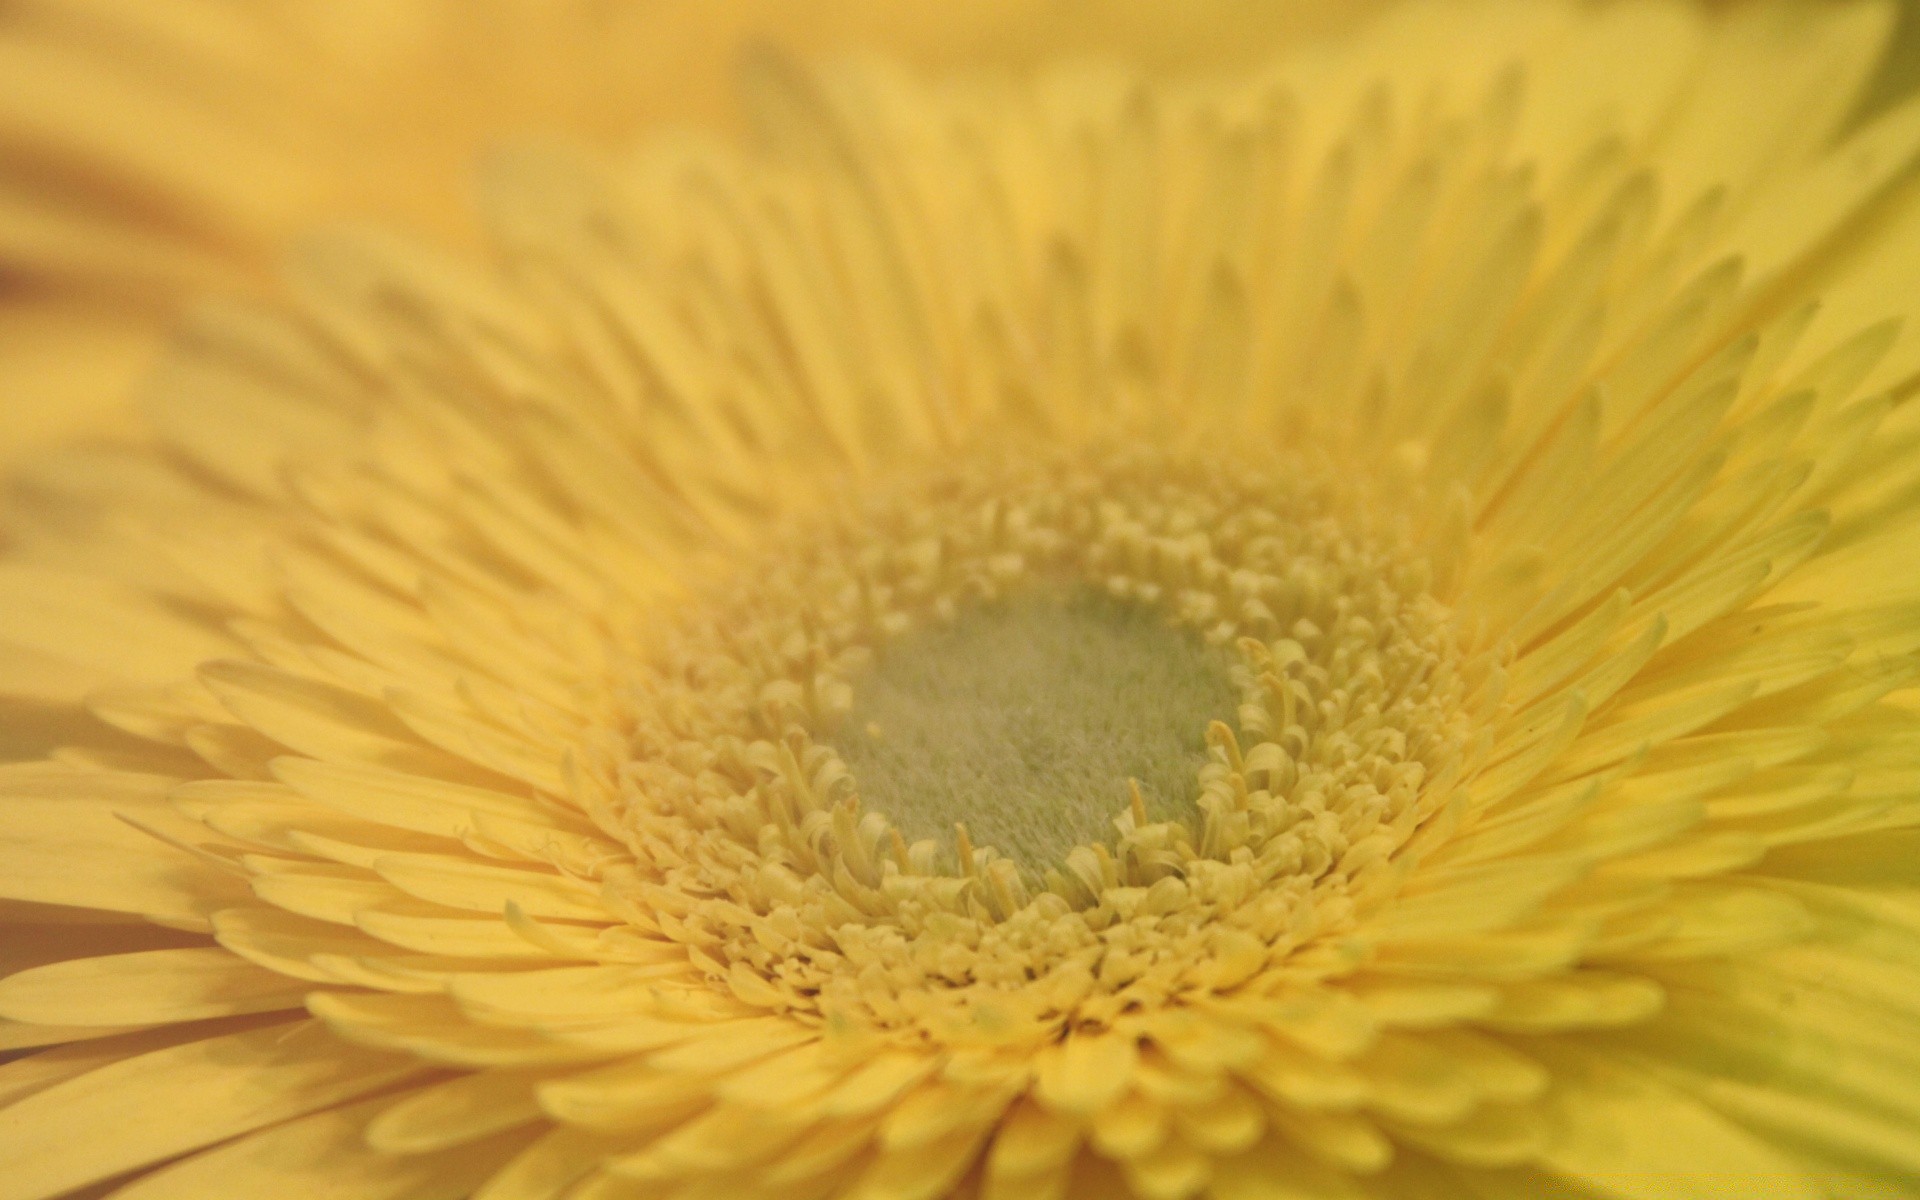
[0,0,1382,470]
[2,1,1920,1197]
[0,300,162,475]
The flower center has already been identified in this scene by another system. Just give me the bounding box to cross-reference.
[831,591,1238,871]
[599,443,1478,1039]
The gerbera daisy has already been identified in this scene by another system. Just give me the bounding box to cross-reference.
[6,1,1920,1198]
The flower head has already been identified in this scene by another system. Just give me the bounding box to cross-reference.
[5,3,1920,1199]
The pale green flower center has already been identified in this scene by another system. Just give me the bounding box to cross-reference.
[833,592,1239,869]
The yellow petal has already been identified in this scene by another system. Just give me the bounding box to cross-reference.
[104,1092,539,1200]
[1034,1029,1140,1117]
[1532,1044,1824,1200]
[273,755,585,838]
[473,1126,638,1200]
[0,1020,424,1200]
[371,852,610,923]
[0,774,247,919]
[0,946,307,1026]
[364,1068,547,1154]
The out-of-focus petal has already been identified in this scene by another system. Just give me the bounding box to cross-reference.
[0,297,161,472]
[0,0,1382,477]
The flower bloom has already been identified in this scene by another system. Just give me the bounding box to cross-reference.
[5,2,1920,1199]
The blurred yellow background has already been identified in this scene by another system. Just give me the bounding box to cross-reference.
[0,0,1914,471]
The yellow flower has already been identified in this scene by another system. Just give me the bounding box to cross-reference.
[6,2,1920,1198]
[0,0,1378,472]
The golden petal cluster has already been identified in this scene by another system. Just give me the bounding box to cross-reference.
[0,0,1380,471]
[4,3,1920,1200]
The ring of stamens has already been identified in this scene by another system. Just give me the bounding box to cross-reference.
[589,444,1478,1043]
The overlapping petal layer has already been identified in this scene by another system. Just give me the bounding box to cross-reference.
[0,0,1380,471]
[4,3,1920,1198]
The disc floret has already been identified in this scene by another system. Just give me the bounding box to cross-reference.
[588,444,1476,1049]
